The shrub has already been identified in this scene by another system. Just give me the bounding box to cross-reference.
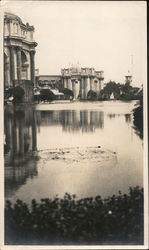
[61,88,74,99]
[5,186,143,245]
[87,90,97,100]
[40,89,55,102]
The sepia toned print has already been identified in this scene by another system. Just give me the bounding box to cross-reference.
[1,0,148,249]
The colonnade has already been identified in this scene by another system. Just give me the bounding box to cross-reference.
[4,46,35,87]
[62,76,104,99]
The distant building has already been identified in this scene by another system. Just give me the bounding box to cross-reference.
[4,12,37,102]
[37,66,104,100]
[36,75,61,89]
[61,66,104,100]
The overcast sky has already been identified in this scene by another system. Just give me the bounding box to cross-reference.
[2,1,147,87]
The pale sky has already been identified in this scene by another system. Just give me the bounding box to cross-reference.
[2,1,147,87]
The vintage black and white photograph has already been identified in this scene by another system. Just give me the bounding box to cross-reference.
[1,0,148,248]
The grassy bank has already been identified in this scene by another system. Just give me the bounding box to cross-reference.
[5,186,143,245]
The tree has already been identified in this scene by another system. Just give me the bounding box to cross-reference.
[60,88,74,99]
[40,89,55,102]
[87,90,97,100]
[103,81,120,97]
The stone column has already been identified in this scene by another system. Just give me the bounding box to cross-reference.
[16,47,22,82]
[79,79,82,99]
[84,77,88,100]
[64,78,67,88]
[90,77,94,91]
[96,80,100,97]
[81,78,85,100]
[68,78,72,90]
[9,46,15,87]
[4,56,9,88]
[86,77,90,98]
[72,80,75,97]
[30,50,35,85]
[89,77,91,91]
[98,80,101,93]
[100,79,104,90]
[66,78,69,89]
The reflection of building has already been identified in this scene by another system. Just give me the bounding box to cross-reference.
[4,12,37,102]
[61,110,104,132]
[37,110,104,132]
[4,105,37,166]
[61,66,104,100]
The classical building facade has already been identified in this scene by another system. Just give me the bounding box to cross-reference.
[61,67,104,100]
[36,75,61,89]
[37,67,104,100]
[4,12,37,102]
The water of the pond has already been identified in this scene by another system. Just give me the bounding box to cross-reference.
[5,100,143,203]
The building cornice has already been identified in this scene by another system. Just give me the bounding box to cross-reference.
[4,36,38,47]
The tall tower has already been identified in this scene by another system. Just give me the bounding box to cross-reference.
[125,70,132,85]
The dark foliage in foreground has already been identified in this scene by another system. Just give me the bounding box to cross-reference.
[5,186,143,245]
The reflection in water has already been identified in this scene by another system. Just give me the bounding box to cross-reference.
[4,105,37,166]
[4,101,143,203]
[107,114,116,119]
[5,161,38,198]
[37,110,104,133]
[125,113,131,123]
[4,105,38,198]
